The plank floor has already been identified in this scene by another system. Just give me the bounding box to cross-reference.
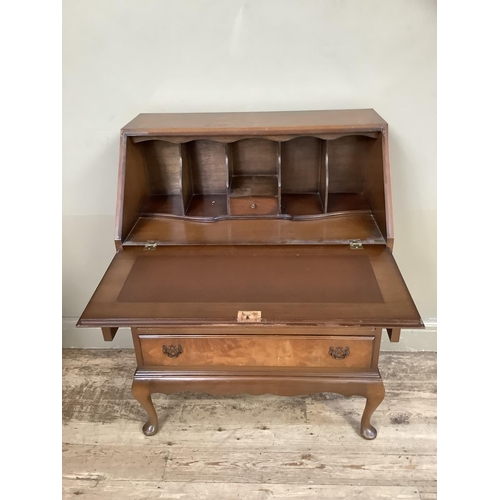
[62,350,436,499]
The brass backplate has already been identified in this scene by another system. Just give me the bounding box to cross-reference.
[237,311,262,322]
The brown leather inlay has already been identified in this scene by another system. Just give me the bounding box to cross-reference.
[117,253,383,304]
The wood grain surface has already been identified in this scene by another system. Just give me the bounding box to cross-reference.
[281,136,322,193]
[125,213,386,241]
[121,109,387,136]
[138,335,375,369]
[231,139,279,176]
[187,140,227,195]
[62,349,436,499]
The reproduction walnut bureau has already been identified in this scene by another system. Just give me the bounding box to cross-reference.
[78,109,423,439]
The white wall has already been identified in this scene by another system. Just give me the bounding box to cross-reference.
[63,0,436,349]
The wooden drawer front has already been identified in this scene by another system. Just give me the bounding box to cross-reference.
[229,197,278,215]
[139,335,374,369]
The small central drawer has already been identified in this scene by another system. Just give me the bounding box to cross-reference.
[138,335,375,369]
[229,197,278,215]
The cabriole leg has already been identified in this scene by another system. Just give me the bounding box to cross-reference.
[360,381,385,440]
[131,379,158,436]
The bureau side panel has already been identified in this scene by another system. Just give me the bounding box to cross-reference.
[115,135,150,245]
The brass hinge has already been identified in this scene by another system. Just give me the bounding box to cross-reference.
[144,240,158,250]
[349,239,363,250]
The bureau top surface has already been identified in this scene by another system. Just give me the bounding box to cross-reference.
[78,245,422,329]
[122,109,387,136]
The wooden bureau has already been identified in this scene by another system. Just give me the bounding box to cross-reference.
[77,109,423,439]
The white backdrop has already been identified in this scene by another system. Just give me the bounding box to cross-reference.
[62,0,436,348]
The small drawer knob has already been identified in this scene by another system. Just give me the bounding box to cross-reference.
[250,202,257,209]
[329,346,350,360]
[162,344,183,358]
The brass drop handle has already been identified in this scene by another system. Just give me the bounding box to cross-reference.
[162,344,183,358]
[329,346,350,360]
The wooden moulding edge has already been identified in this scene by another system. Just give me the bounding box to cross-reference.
[133,368,382,381]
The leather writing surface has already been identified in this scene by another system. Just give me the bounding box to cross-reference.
[117,253,384,304]
[77,246,423,327]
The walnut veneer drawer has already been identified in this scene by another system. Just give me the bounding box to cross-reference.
[138,335,375,369]
[229,197,278,215]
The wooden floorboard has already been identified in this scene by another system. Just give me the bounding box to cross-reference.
[62,350,436,499]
